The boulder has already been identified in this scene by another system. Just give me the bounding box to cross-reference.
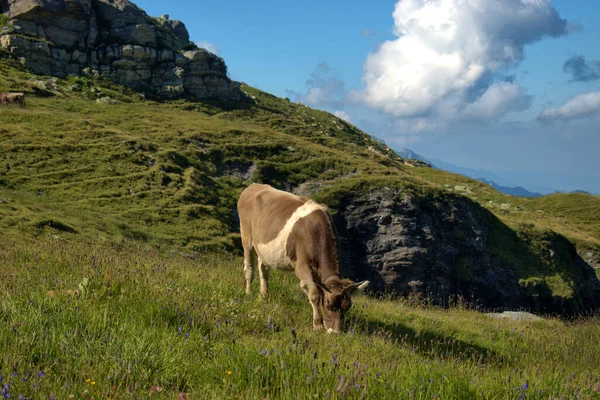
[333,187,523,308]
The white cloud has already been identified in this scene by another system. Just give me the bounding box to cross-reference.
[462,82,532,119]
[361,0,566,120]
[334,110,352,123]
[196,41,220,56]
[538,91,600,122]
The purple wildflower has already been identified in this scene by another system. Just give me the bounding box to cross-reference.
[524,383,528,390]
[260,349,267,355]
[2,383,10,399]
[37,372,45,378]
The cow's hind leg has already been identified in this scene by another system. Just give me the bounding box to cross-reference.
[300,281,323,330]
[258,259,270,297]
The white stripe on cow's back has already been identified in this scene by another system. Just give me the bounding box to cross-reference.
[254,200,327,270]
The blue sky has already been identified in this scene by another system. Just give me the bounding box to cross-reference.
[136,0,600,194]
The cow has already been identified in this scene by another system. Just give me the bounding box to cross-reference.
[0,92,26,107]
[237,183,369,333]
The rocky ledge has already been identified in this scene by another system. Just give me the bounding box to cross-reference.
[331,187,600,314]
[0,0,245,100]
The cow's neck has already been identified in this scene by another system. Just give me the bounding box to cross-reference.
[316,228,342,285]
[317,253,341,284]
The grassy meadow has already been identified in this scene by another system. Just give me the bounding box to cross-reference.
[1,52,600,398]
[1,238,599,399]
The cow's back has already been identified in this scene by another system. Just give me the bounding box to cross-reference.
[238,184,307,245]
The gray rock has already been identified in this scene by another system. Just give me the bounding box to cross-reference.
[0,0,246,101]
[486,311,544,321]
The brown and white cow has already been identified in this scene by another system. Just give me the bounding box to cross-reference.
[0,92,26,107]
[237,183,369,333]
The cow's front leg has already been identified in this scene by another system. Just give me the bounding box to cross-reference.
[258,259,270,297]
[243,248,256,295]
[301,281,323,330]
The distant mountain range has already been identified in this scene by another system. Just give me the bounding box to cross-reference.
[477,179,542,198]
[397,149,546,198]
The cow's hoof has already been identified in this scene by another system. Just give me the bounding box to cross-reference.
[313,322,324,331]
[258,294,270,301]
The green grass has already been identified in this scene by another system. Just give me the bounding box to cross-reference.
[0,238,599,399]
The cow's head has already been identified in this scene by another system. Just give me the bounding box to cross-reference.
[317,279,369,334]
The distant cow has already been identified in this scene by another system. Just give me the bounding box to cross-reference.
[238,184,369,333]
[0,92,26,106]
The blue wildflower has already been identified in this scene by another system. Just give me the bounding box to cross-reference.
[37,372,45,378]
[260,349,267,355]
[524,383,528,390]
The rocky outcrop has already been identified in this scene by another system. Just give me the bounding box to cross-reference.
[331,187,600,313]
[0,0,245,100]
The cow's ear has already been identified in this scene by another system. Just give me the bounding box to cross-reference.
[315,281,331,293]
[344,280,369,296]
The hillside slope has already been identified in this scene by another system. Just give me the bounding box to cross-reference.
[0,32,599,312]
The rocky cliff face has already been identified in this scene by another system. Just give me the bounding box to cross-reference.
[331,187,600,313]
[0,0,245,100]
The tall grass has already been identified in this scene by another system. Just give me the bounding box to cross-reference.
[1,238,598,399]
